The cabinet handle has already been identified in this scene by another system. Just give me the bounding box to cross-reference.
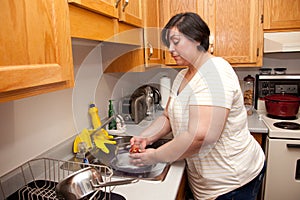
[147,42,153,60]
[209,35,214,54]
[115,0,121,8]
[287,144,300,149]
[122,0,129,12]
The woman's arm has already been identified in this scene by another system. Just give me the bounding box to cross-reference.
[130,99,172,148]
[130,105,229,165]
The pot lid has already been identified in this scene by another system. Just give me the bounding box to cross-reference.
[264,94,300,102]
[243,75,255,82]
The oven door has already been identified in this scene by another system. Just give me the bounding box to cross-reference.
[263,137,300,200]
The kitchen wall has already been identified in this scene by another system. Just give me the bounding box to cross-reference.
[0,37,299,177]
[235,52,300,81]
[0,39,178,176]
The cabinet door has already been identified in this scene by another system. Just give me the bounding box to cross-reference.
[118,0,143,27]
[206,0,263,66]
[68,0,119,18]
[0,0,74,102]
[143,0,163,66]
[264,0,300,31]
[160,0,205,65]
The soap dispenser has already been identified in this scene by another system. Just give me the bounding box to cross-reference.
[108,100,117,130]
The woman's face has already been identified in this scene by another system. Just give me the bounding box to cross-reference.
[167,27,200,66]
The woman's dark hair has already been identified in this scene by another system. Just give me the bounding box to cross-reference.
[161,12,210,52]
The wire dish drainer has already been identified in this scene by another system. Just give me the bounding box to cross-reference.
[0,158,120,200]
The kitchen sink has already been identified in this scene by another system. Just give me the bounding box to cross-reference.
[66,135,172,181]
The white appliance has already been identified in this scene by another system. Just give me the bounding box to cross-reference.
[255,74,300,200]
[264,31,300,53]
[262,114,300,200]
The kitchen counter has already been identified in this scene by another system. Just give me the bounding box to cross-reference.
[111,161,185,200]
[37,109,267,200]
[247,110,268,133]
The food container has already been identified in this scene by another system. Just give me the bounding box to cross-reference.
[264,94,300,118]
[274,67,287,74]
[243,75,255,115]
[259,68,272,75]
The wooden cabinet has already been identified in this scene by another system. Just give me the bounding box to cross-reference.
[118,0,143,27]
[68,0,118,18]
[0,0,74,103]
[68,0,143,27]
[143,0,164,66]
[264,0,300,31]
[69,0,144,73]
[251,132,266,151]
[160,0,205,65]
[160,0,263,67]
[205,0,263,67]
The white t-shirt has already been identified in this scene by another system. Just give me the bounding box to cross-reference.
[168,57,265,200]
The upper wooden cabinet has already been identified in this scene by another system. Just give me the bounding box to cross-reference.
[0,0,74,103]
[118,0,143,27]
[68,0,118,18]
[160,0,263,67]
[160,0,205,65]
[264,0,300,31]
[143,0,164,66]
[68,0,143,27]
[205,0,263,67]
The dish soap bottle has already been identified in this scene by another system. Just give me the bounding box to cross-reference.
[88,103,101,129]
[108,100,117,130]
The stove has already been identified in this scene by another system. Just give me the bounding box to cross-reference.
[262,113,300,139]
[255,74,300,200]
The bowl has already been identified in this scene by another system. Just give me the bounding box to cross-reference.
[259,68,272,74]
[274,68,287,74]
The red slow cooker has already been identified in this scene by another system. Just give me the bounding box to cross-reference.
[264,94,300,118]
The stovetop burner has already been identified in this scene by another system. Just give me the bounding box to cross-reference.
[273,122,300,130]
[267,114,297,120]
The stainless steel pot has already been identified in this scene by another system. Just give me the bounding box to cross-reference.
[55,167,138,200]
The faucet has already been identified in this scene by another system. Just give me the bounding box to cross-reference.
[90,114,125,137]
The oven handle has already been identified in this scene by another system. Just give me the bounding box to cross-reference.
[287,144,300,149]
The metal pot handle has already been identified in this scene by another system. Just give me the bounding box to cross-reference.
[90,178,138,188]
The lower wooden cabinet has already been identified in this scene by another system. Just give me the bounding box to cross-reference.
[251,132,266,151]
[176,170,188,200]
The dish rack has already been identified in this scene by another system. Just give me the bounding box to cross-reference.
[0,158,118,200]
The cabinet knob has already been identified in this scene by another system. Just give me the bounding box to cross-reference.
[122,0,129,12]
[209,35,214,54]
[115,0,121,8]
[147,42,153,60]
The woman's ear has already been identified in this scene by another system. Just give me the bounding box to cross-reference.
[197,44,205,52]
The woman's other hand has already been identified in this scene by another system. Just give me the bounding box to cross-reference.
[129,148,157,166]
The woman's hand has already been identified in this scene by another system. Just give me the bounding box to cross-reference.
[129,148,157,166]
[129,136,148,152]
[129,136,158,166]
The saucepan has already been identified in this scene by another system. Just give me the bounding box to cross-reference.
[55,167,138,200]
[264,94,300,118]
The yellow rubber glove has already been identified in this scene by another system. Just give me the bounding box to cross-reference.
[73,128,93,153]
[93,129,116,154]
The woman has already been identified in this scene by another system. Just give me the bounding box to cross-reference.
[129,12,265,200]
